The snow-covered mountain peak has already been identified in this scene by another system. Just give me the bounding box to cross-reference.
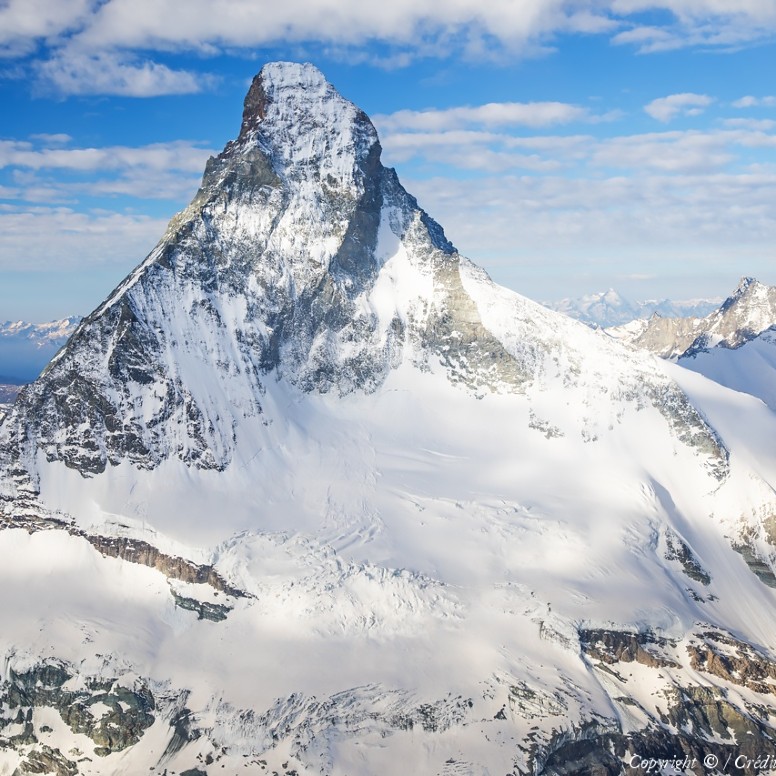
[0,61,727,481]
[548,289,720,328]
[608,276,776,360]
[733,274,758,293]
[233,60,380,192]
[688,275,776,353]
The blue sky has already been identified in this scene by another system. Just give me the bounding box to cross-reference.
[1,0,776,321]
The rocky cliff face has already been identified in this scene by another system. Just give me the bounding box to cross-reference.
[1,63,776,775]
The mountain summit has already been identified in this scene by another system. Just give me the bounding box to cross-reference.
[2,63,776,774]
[609,276,776,359]
[0,62,721,481]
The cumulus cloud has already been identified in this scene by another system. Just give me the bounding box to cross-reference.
[0,139,214,173]
[379,129,592,168]
[0,0,96,56]
[28,133,73,146]
[644,93,714,122]
[70,0,603,51]
[58,0,776,54]
[405,168,776,299]
[0,137,214,206]
[611,0,776,52]
[378,110,776,176]
[721,118,776,130]
[610,25,676,49]
[592,130,736,172]
[2,0,775,94]
[35,50,209,97]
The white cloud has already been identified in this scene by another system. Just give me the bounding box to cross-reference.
[29,133,73,146]
[644,93,714,122]
[733,95,776,108]
[610,25,676,49]
[405,168,776,299]
[721,117,776,130]
[379,118,775,176]
[1,0,774,84]
[0,138,214,206]
[63,0,776,54]
[0,0,96,56]
[0,206,169,271]
[379,129,592,169]
[35,50,209,97]
[71,0,596,51]
[0,139,214,174]
[591,130,736,172]
[376,102,595,132]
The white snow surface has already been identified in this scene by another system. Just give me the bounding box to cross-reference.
[2,62,776,774]
[679,327,776,411]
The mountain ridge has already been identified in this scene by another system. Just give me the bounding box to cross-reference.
[608,276,776,359]
[547,288,721,328]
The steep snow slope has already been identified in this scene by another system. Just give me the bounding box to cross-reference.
[679,327,776,412]
[1,63,776,775]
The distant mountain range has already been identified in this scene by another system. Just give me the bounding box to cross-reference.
[547,288,721,328]
[0,316,81,383]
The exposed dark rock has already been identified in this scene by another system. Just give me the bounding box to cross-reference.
[645,382,729,481]
[83,533,245,598]
[3,661,155,755]
[171,590,232,622]
[537,686,776,775]
[732,518,776,588]
[12,745,78,776]
[160,707,201,761]
[687,630,776,694]
[664,530,711,585]
[579,629,678,669]
[419,258,533,395]
[733,542,776,588]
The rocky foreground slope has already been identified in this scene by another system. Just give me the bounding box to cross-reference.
[2,63,776,775]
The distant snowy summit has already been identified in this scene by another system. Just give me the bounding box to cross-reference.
[547,288,720,328]
[0,316,80,383]
[608,276,776,358]
[608,277,776,411]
